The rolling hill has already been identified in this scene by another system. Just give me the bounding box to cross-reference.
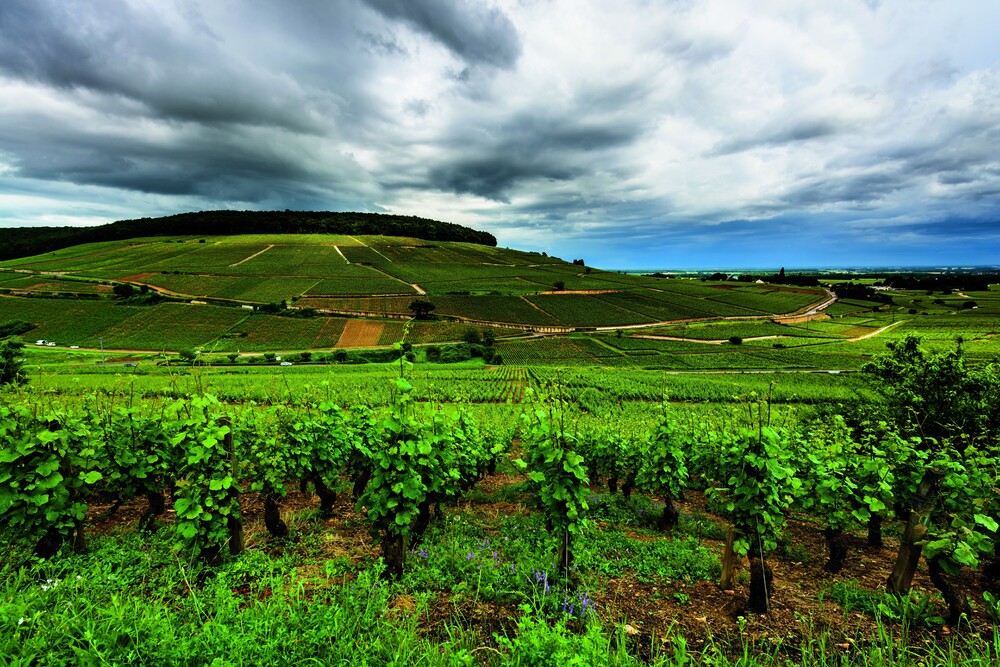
[0,222,830,356]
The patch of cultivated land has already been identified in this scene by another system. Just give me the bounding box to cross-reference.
[336,319,385,347]
[45,462,994,665]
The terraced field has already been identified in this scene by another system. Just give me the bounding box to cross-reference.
[4,232,995,370]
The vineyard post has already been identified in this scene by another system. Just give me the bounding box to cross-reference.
[223,417,244,556]
[719,528,736,590]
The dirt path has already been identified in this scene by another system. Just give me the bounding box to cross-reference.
[230,245,274,267]
[348,236,393,263]
[848,319,905,341]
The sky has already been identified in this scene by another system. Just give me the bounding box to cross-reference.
[1,0,999,269]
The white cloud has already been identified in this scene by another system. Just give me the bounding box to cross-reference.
[0,0,998,266]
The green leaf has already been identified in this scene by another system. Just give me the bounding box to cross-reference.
[974,514,999,533]
[174,498,191,515]
[82,470,103,484]
[36,459,60,477]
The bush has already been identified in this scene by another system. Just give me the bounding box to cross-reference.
[728,336,743,345]
[0,338,27,385]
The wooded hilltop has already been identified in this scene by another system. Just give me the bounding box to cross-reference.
[0,210,498,261]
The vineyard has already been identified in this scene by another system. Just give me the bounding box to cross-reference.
[2,229,1000,664]
[2,333,999,665]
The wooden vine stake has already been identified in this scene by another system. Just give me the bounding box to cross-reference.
[222,417,244,556]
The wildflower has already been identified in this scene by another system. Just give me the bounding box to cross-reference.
[467,552,475,562]
[577,592,592,614]
[418,549,429,559]
[511,563,517,575]
[18,618,26,626]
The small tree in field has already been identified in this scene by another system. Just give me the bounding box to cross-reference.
[409,300,436,319]
[1,338,27,386]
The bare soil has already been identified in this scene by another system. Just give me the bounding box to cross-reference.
[85,471,995,661]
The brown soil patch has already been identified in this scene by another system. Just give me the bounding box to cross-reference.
[119,272,158,282]
[335,319,385,348]
[312,318,346,348]
[79,467,994,664]
[774,313,830,325]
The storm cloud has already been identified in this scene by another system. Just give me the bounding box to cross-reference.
[1,0,999,268]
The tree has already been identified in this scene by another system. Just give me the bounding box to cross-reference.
[552,281,565,291]
[0,338,26,385]
[178,349,197,363]
[408,300,436,319]
[226,353,239,363]
[112,283,136,298]
[864,335,998,623]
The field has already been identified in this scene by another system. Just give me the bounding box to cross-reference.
[2,231,1000,665]
[3,232,999,371]
[3,356,998,665]
[336,319,386,348]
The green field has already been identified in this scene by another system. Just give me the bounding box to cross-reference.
[2,230,999,667]
[3,232,999,373]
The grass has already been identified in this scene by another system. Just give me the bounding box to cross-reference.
[5,502,998,666]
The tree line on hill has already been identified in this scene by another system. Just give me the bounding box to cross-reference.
[702,267,820,287]
[0,211,497,261]
[876,274,994,292]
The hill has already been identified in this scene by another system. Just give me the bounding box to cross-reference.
[0,210,497,261]
[0,230,902,366]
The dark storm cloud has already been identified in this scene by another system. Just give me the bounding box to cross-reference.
[0,0,357,134]
[779,171,905,209]
[360,0,521,68]
[711,118,845,156]
[0,0,998,269]
[428,117,641,200]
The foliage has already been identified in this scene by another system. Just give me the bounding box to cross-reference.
[0,337,27,385]
[516,388,591,572]
[0,403,102,551]
[797,416,894,534]
[706,422,801,558]
[170,395,242,560]
[358,377,479,577]
[634,408,689,528]
[862,334,992,446]
[409,299,437,319]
